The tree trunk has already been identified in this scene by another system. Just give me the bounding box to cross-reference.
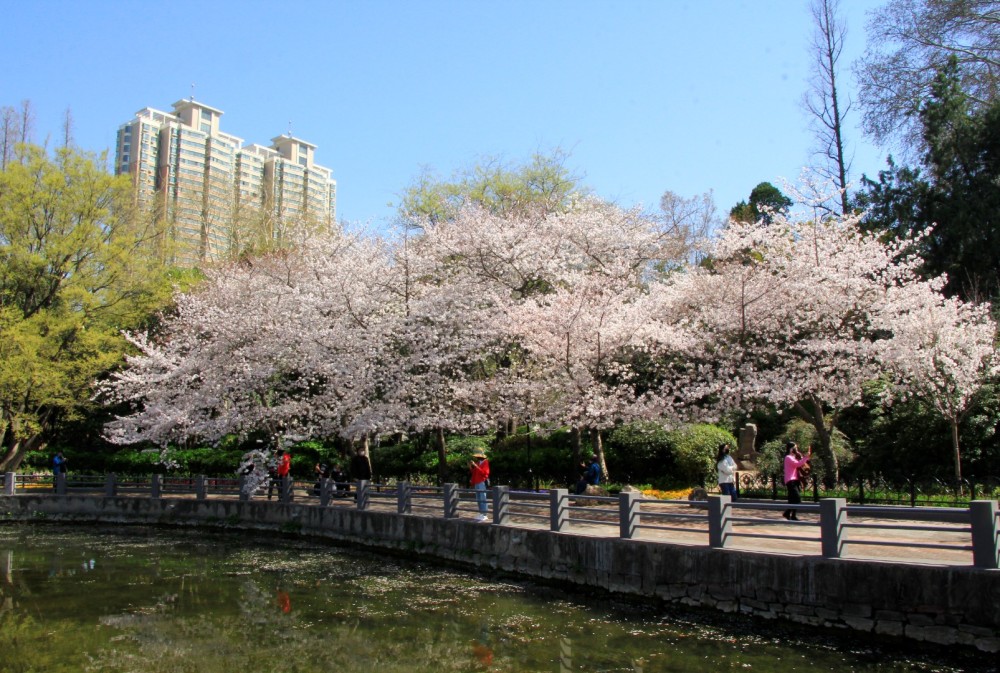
[0,434,46,473]
[589,428,608,482]
[436,427,447,485]
[571,426,582,477]
[951,418,963,495]
[361,434,372,479]
[793,395,839,488]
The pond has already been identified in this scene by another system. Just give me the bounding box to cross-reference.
[0,524,989,673]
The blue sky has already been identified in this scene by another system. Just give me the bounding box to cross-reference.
[1,0,888,230]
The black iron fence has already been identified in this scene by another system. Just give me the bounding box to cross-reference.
[736,472,1000,507]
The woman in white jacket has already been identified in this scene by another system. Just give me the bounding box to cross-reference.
[716,443,738,500]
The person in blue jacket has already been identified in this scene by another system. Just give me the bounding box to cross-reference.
[52,452,67,475]
[585,455,601,487]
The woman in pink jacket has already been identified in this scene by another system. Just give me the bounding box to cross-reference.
[782,442,811,520]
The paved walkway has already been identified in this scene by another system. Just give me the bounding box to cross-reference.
[298,489,984,568]
[27,478,983,568]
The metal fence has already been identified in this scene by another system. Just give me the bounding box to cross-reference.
[3,471,998,570]
[736,472,1000,507]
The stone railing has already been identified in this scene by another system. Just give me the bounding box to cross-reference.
[4,472,998,570]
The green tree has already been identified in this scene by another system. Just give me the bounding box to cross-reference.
[858,57,1000,301]
[397,149,585,226]
[729,182,793,224]
[0,144,177,471]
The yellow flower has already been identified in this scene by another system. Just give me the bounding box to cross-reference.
[641,488,692,500]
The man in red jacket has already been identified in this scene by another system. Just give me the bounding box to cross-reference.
[269,450,292,500]
[277,450,291,479]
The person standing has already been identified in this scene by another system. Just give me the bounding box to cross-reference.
[469,450,490,522]
[277,450,291,480]
[350,449,372,483]
[716,444,738,500]
[782,442,811,520]
[269,450,291,500]
[330,463,348,496]
[52,452,67,475]
[312,461,328,496]
[52,452,67,492]
[266,448,280,500]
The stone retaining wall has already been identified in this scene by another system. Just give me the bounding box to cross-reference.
[2,494,997,652]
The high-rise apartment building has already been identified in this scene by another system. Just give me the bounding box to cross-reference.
[115,98,337,267]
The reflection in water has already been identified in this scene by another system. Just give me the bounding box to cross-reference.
[559,635,571,672]
[276,589,291,614]
[0,524,989,673]
[472,619,493,667]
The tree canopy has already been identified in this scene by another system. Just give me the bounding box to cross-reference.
[396,149,585,226]
[855,0,1000,149]
[99,190,997,489]
[858,57,1000,301]
[0,144,178,470]
[729,182,793,224]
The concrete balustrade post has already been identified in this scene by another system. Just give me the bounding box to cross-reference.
[239,475,250,502]
[151,474,162,499]
[619,491,639,539]
[320,478,332,507]
[443,483,458,519]
[196,475,207,500]
[550,488,568,532]
[3,472,14,496]
[280,476,294,503]
[357,480,371,511]
[708,495,732,548]
[105,473,117,497]
[55,472,67,496]
[970,500,999,569]
[820,498,848,558]
[492,486,509,525]
[397,481,412,514]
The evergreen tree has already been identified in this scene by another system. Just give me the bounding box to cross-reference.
[859,57,1000,302]
[729,182,793,224]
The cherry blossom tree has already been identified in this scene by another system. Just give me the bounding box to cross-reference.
[370,237,508,481]
[646,208,940,484]
[99,228,397,458]
[876,279,998,489]
[98,183,997,493]
[409,198,692,479]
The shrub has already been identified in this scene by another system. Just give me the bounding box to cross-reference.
[490,428,575,489]
[605,421,672,484]
[370,438,435,481]
[665,424,738,487]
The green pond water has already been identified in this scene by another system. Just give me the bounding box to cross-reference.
[0,524,991,673]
